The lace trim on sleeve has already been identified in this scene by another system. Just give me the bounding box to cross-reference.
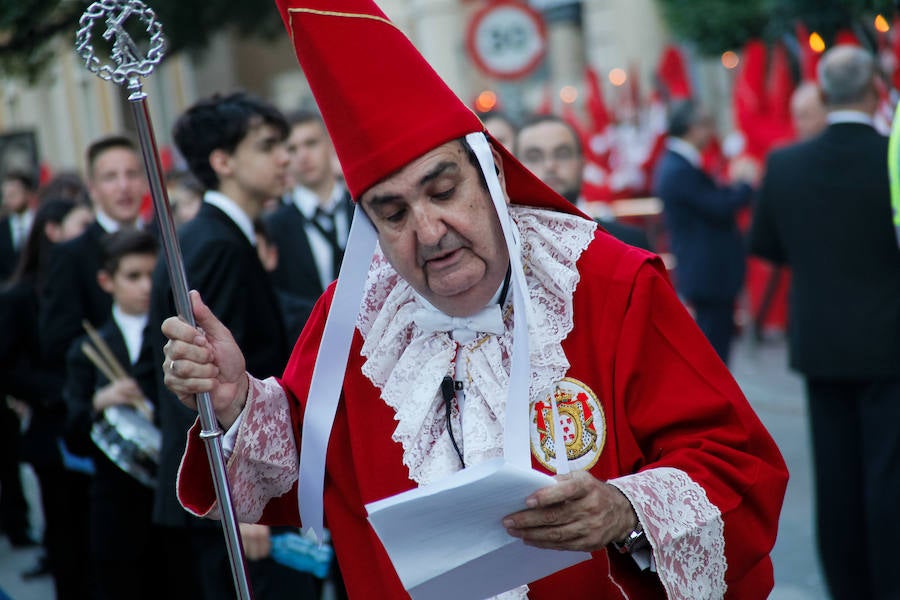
[609,467,727,600]
[207,376,298,522]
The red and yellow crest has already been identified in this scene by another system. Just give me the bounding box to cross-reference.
[530,378,605,473]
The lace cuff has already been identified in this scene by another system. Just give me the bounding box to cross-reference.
[207,376,299,522]
[609,467,727,600]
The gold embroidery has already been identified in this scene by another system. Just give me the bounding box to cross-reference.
[287,7,400,46]
[530,377,605,473]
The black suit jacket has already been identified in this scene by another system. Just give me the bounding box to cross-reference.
[0,217,18,281]
[0,278,65,468]
[63,318,156,497]
[265,192,352,304]
[39,221,112,370]
[750,122,900,379]
[653,149,753,303]
[149,202,289,526]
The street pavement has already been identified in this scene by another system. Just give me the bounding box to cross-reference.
[0,332,829,599]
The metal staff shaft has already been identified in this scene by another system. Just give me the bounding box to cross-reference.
[127,83,254,599]
[75,3,251,593]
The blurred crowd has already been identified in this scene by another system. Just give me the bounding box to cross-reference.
[0,40,898,600]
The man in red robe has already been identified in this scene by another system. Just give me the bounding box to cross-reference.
[160,0,788,597]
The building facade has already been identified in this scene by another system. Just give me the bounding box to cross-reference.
[0,0,674,178]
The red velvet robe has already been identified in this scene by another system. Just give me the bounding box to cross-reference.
[178,229,787,599]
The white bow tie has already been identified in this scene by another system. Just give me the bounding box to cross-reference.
[412,304,505,343]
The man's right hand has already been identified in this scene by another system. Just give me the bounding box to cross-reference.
[162,290,248,429]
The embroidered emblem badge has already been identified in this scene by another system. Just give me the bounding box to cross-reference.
[530,377,605,473]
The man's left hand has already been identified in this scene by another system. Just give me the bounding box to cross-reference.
[502,471,637,552]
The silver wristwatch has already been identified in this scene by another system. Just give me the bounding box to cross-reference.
[614,521,646,554]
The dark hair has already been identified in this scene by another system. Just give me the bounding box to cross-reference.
[86,135,137,178]
[667,99,701,138]
[4,199,87,291]
[100,229,159,275]
[478,109,518,131]
[285,109,325,129]
[517,113,583,155]
[3,168,37,192]
[38,171,88,204]
[173,92,290,190]
[165,168,204,195]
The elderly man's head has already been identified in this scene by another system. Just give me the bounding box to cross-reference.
[790,81,828,140]
[516,115,584,204]
[817,45,879,114]
[359,139,510,317]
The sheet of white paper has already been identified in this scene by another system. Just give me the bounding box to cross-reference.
[366,458,591,598]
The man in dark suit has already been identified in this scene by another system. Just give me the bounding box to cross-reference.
[0,169,38,281]
[515,114,653,251]
[750,45,900,600]
[149,92,316,599]
[266,110,352,310]
[0,169,40,551]
[652,101,755,364]
[39,135,148,370]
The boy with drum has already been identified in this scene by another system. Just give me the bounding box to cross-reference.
[62,228,163,599]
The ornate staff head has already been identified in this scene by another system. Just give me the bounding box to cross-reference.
[75,0,166,93]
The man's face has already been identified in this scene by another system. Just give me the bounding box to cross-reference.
[223,122,289,203]
[516,121,583,203]
[360,141,510,317]
[1,179,30,213]
[99,253,157,316]
[286,121,334,194]
[88,147,147,225]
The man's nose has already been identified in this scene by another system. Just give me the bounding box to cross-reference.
[413,205,446,245]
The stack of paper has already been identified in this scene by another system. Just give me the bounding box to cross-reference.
[366,458,591,599]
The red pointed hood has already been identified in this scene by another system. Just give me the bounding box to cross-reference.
[274,0,579,217]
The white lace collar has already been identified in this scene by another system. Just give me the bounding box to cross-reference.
[357,205,597,486]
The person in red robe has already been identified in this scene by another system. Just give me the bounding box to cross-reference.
[160,0,788,598]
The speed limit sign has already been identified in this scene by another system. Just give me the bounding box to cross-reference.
[466,0,547,80]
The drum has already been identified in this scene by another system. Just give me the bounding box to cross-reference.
[90,405,161,488]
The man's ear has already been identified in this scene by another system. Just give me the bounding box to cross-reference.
[209,148,232,179]
[97,270,114,294]
[489,145,511,206]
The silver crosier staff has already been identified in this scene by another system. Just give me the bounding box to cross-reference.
[75,2,253,597]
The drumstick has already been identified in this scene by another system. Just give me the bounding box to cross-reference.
[81,341,119,383]
[80,331,155,421]
[82,320,129,380]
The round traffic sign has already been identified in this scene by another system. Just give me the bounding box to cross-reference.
[466,0,547,80]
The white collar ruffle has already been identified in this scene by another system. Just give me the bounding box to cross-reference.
[357,206,597,487]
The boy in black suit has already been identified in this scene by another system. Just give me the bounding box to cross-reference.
[266,110,352,310]
[63,229,163,599]
[149,92,316,599]
[40,135,148,371]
